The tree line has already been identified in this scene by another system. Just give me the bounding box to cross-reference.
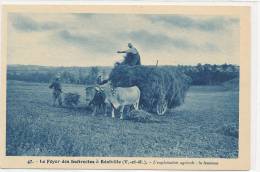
[7,67,103,85]
[179,63,239,85]
[7,64,239,86]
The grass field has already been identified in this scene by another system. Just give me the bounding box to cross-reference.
[6,80,238,157]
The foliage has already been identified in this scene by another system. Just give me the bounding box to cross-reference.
[7,65,108,85]
[85,67,99,85]
[109,65,191,111]
[179,63,239,85]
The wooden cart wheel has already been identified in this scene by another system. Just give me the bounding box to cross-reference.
[156,99,167,116]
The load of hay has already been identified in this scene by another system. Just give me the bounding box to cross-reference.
[109,65,191,113]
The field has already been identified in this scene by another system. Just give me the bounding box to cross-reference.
[6,80,238,157]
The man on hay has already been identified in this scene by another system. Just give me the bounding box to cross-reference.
[49,76,62,107]
[87,43,141,116]
[117,43,141,66]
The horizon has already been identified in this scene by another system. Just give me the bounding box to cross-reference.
[7,63,240,68]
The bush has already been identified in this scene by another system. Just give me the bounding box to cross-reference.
[64,93,80,107]
[182,64,239,85]
[222,77,239,91]
[109,65,191,112]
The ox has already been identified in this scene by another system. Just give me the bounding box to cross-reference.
[89,89,106,116]
[86,86,106,116]
[96,81,140,120]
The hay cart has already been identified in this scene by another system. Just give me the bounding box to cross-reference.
[109,65,191,116]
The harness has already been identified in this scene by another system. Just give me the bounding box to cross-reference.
[108,83,116,96]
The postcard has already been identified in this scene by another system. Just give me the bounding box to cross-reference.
[0,5,250,170]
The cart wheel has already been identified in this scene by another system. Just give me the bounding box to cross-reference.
[156,99,167,116]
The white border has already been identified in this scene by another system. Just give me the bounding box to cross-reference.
[0,1,259,172]
[253,2,260,172]
[0,0,255,6]
[251,2,259,172]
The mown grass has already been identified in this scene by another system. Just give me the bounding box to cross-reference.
[6,80,238,157]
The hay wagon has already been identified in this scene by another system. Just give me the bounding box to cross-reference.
[109,65,191,115]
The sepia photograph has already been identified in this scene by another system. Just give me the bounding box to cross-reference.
[0,5,251,170]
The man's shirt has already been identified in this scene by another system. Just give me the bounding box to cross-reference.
[50,81,62,91]
[125,47,138,55]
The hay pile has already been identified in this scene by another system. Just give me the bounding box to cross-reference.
[109,65,191,112]
[64,92,80,107]
[128,110,153,122]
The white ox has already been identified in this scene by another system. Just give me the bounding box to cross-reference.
[95,81,140,120]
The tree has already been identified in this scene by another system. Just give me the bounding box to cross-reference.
[85,67,99,85]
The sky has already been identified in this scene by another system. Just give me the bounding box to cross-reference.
[7,13,240,67]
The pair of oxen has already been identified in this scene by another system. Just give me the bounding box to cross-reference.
[86,81,140,120]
